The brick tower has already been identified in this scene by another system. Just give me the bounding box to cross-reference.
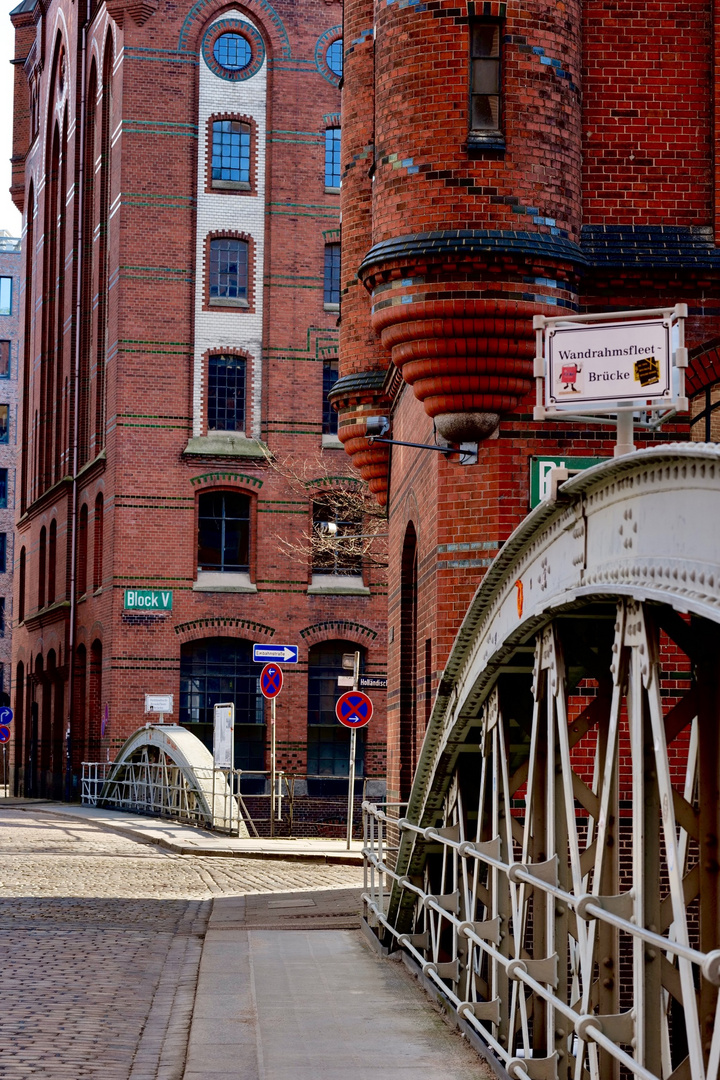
[9,0,387,816]
[336,0,720,801]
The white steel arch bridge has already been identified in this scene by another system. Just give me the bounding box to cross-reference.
[363,444,720,1080]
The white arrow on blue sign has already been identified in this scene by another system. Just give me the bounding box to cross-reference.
[0,707,13,726]
[253,644,299,664]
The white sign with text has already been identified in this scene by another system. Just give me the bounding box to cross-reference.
[546,318,671,408]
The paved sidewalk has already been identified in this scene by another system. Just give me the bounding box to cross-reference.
[184,890,494,1080]
[2,799,363,864]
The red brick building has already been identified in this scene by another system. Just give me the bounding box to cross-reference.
[334,0,720,802]
[9,0,387,807]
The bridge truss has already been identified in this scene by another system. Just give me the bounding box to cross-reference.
[363,445,720,1080]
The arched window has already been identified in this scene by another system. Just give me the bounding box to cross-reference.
[179,638,264,771]
[211,119,251,187]
[38,526,46,610]
[307,640,365,786]
[208,354,246,432]
[198,491,250,573]
[48,520,57,605]
[399,523,417,799]
[77,504,88,596]
[93,493,103,591]
[209,237,249,305]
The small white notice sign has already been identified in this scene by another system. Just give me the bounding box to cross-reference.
[213,703,234,769]
[546,318,671,408]
[145,694,173,715]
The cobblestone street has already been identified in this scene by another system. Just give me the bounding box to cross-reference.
[0,807,363,1079]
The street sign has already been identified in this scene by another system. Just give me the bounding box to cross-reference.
[336,691,373,728]
[124,589,173,611]
[337,675,354,688]
[253,644,298,664]
[0,706,13,726]
[213,703,234,768]
[260,663,283,699]
[359,676,387,691]
[145,694,173,715]
[0,726,10,744]
[529,456,606,508]
[546,318,672,408]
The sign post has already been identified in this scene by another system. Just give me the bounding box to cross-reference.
[533,304,688,458]
[336,660,373,849]
[0,708,11,797]
[213,702,234,832]
[260,663,283,837]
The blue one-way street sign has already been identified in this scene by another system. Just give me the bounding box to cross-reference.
[253,644,299,664]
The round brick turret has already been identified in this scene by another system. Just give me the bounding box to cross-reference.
[345,0,584,440]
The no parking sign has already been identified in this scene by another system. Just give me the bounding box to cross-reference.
[260,664,283,700]
[335,691,373,729]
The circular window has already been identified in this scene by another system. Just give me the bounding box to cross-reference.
[315,28,343,85]
[326,38,343,77]
[202,20,265,82]
[213,33,251,72]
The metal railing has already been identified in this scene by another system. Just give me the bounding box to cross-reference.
[362,799,720,1080]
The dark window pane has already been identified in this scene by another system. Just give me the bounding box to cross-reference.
[307,727,365,777]
[0,406,9,444]
[323,243,341,305]
[323,359,338,435]
[471,93,500,129]
[0,279,10,316]
[214,33,251,71]
[307,641,365,729]
[324,128,341,187]
[0,342,9,378]
[212,120,251,184]
[210,238,248,301]
[472,58,500,95]
[198,491,250,572]
[313,496,362,574]
[326,39,343,77]
[470,21,501,132]
[208,354,246,432]
[471,23,499,57]
[0,470,7,508]
[180,638,264,770]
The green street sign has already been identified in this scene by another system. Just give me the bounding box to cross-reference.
[124,589,173,611]
[529,456,607,509]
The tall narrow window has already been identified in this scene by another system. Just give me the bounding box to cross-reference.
[0,469,8,508]
[0,405,9,443]
[209,237,249,305]
[18,547,25,624]
[323,243,340,308]
[0,534,6,574]
[48,519,57,605]
[198,491,250,572]
[324,128,341,189]
[77,504,88,596]
[0,278,11,315]
[93,493,103,591]
[38,526,46,610]
[208,354,246,432]
[469,20,502,145]
[0,342,9,378]
[322,358,338,436]
[211,120,251,187]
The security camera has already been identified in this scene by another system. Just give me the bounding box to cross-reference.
[365,415,390,440]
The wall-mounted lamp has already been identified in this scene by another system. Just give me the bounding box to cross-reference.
[365,417,478,466]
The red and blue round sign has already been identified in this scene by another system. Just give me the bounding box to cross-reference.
[0,725,10,744]
[260,663,283,700]
[335,690,373,728]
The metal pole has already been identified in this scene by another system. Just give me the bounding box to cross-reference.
[270,696,276,838]
[346,649,361,849]
[614,407,635,458]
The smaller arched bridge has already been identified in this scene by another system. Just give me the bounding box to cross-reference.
[82,724,248,836]
[363,444,720,1080]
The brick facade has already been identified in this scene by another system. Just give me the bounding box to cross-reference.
[9,0,387,803]
[337,0,719,802]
